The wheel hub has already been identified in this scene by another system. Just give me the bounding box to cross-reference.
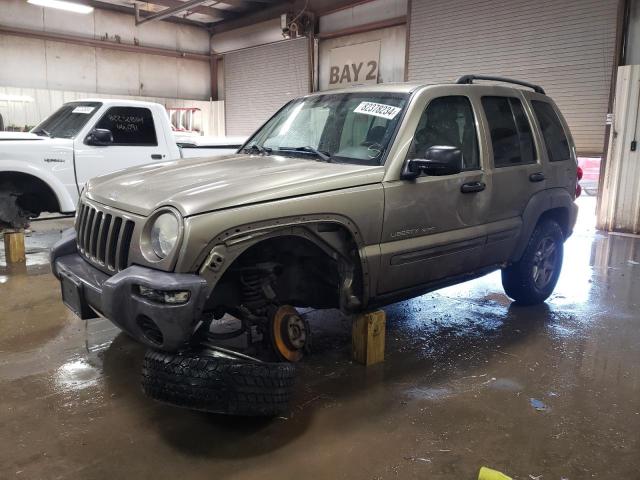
[270,305,309,362]
[532,236,557,289]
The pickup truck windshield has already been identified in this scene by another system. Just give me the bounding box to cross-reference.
[31,102,102,139]
[246,92,408,166]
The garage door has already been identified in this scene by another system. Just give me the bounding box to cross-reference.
[224,38,310,136]
[407,0,618,155]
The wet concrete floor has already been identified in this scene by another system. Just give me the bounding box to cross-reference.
[1,197,639,479]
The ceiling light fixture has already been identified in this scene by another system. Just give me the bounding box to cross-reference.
[27,0,94,14]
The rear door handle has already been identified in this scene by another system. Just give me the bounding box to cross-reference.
[151,154,163,160]
[529,172,545,182]
[461,181,486,193]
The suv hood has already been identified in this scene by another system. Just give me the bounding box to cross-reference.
[86,154,385,217]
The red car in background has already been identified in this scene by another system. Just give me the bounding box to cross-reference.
[578,157,601,196]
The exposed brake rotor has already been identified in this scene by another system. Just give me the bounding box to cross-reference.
[269,305,310,362]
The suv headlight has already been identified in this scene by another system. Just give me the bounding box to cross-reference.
[149,210,181,259]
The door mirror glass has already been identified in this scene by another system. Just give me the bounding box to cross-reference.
[86,128,113,146]
[402,145,463,179]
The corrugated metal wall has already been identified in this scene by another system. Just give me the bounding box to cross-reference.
[0,0,212,100]
[407,0,619,155]
[597,65,640,233]
[224,39,310,136]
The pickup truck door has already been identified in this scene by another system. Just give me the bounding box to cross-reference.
[73,106,169,187]
[378,94,493,295]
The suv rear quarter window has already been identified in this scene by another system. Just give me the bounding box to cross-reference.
[482,96,536,167]
[95,107,158,146]
[531,100,571,162]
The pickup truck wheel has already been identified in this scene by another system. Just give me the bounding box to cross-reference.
[0,189,33,229]
[142,347,296,416]
[501,219,564,305]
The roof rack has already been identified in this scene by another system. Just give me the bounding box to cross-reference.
[455,75,545,94]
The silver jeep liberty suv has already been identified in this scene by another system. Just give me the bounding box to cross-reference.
[51,75,579,413]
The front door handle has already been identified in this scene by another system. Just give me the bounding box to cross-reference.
[529,172,545,182]
[151,154,163,160]
[461,181,486,193]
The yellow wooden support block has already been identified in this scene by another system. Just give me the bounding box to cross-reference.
[352,310,386,366]
[3,230,26,264]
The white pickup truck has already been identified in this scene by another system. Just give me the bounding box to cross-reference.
[0,99,245,228]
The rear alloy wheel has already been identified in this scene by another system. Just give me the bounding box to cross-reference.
[502,219,564,305]
[269,305,311,362]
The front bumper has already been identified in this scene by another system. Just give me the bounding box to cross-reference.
[50,230,208,351]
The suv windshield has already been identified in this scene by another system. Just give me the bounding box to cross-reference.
[246,92,409,165]
[31,102,102,139]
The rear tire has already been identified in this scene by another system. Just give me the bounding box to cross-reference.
[142,348,296,416]
[502,219,564,305]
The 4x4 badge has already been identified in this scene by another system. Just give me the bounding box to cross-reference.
[391,226,435,239]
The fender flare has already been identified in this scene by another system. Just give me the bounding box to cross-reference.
[195,214,370,311]
[0,161,76,212]
[510,188,575,262]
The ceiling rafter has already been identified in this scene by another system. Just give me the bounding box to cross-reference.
[135,0,221,24]
[74,0,291,27]
[136,0,238,21]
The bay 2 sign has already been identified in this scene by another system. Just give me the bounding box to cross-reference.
[328,40,381,89]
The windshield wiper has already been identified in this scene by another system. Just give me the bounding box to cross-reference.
[243,143,271,155]
[33,128,51,137]
[281,146,332,162]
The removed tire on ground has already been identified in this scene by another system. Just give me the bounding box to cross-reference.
[142,347,296,416]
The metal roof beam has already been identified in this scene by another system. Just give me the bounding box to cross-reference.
[140,0,239,19]
[135,0,222,25]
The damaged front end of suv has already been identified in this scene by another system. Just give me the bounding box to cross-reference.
[51,88,409,369]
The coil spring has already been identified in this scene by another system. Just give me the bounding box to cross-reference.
[240,271,268,311]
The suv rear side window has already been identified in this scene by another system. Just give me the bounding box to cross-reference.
[482,96,536,167]
[408,96,480,170]
[531,101,571,162]
[95,107,157,146]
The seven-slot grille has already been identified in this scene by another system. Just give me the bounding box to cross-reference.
[75,201,135,272]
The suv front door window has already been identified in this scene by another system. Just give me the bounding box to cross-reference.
[408,95,480,170]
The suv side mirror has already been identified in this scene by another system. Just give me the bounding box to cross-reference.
[86,128,113,146]
[402,146,463,179]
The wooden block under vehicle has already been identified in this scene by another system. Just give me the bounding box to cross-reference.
[3,230,26,264]
[352,310,386,366]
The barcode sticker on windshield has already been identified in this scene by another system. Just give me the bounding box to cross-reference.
[354,102,401,120]
[72,106,95,114]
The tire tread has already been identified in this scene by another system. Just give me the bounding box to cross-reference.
[142,349,295,416]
